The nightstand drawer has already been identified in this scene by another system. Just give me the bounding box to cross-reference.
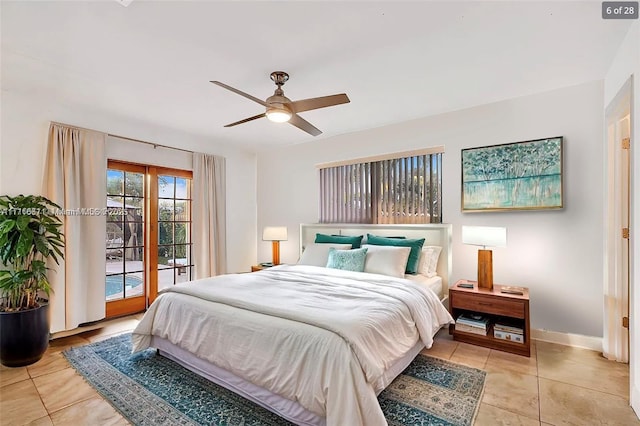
[451,291,525,318]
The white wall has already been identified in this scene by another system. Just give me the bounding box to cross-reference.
[0,90,257,273]
[604,20,640,418]
[257,80,604,338]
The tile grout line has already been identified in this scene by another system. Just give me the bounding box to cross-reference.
[538,375,631,401]
[32,377,52,418]
[480,402,541,423]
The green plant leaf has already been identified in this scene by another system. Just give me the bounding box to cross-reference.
[0,234,19,264]
[34,236,50,257]
[16,229,34,258]
[0,219,16,236]
[16,215,31,231]
[31,260,48,276]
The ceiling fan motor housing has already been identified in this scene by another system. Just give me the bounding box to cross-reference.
[266,83,293,121]
[266,93,292,110]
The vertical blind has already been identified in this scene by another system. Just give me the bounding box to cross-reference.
[319,149,442,224]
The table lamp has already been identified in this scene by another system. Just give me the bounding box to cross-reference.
[262,226,288,265]
[462,226,507,290]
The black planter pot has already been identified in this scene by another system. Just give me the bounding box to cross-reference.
[0,303,50,367]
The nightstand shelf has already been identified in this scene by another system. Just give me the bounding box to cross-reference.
[449,280,531,357]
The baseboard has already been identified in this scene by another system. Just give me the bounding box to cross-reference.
[50,314,139,340]
[51,322,105,340]
[531,328,602,352]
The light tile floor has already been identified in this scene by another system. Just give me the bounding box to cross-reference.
[1,321,638,425]
[422,331,639,425]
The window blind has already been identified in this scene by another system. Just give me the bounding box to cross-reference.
[319,150,442,224]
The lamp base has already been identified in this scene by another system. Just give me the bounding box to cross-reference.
[477,249,493,290]
[272,241,280,265]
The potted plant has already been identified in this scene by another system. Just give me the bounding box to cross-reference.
[0,194,64,367]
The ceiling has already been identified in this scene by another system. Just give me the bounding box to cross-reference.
[1,1,632,151]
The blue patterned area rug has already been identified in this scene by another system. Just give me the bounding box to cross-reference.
[63,333,485,426]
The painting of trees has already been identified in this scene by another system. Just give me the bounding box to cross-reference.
[462,137,563,211]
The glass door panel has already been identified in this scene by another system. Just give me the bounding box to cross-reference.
[156,173,193,291]
[105,162,146,317]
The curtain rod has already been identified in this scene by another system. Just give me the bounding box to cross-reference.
[108,133,194,154]
[50,121,194,154]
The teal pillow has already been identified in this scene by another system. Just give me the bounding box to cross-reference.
[326,247,368,272]
[315,233,363,249]
[366,234,425,274]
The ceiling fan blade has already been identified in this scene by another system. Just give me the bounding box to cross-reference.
[289,114,322,136]
[224,113,266,127]
[210,81,269,107]
[290,94,350,113]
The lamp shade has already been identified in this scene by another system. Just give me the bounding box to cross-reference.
[262,226,288,241]
[462,226,507,248]
[265,107,292,123]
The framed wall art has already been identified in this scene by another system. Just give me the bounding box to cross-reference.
[461,137,563,212]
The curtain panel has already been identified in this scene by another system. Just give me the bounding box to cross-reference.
[192,153,227,278]
[43,123,107,333]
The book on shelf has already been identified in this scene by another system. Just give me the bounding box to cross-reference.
[494,329,524,343]
[455,323,488,336]
[456,313,490,329]
[494,323,523,335]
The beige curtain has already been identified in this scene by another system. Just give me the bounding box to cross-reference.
[44,123,107,333]
[192,153,226,278]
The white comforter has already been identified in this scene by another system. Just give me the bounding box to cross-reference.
[132,264,453,426]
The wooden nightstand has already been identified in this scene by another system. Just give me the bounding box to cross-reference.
[251,265,270,272]
[449,280,531,357]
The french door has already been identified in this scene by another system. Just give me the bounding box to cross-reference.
[106,161,193,318]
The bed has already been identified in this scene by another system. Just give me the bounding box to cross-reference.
[132,223,453,425]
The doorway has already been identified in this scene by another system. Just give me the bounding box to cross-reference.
[105,160,193,317]
[604,77,632,363]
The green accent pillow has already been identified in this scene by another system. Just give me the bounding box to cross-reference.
[315,233,363,249]
[365,234,425,274]
[326,247,368,272]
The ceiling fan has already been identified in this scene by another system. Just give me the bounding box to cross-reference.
[210,71,350,136]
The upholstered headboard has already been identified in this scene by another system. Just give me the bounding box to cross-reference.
[300,223,452,296]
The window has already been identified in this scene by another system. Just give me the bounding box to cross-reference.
[319,148,443,224]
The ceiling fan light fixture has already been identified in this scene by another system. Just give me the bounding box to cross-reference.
[211,71,349,135]
[265,106,292,123]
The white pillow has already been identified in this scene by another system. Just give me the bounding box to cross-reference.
[362,244,411,278]
[418,246,442,277]
[297,243,352,267]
